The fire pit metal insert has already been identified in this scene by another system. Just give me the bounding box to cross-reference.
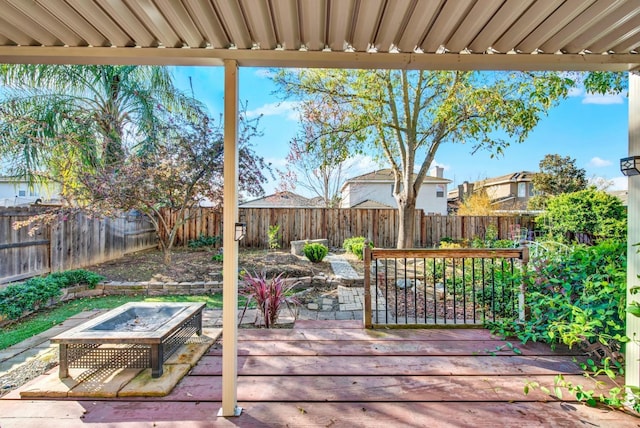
[51,302,205,378]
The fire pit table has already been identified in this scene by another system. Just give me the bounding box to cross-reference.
[51,302,205,378]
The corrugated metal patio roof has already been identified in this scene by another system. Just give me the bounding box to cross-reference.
[0,0,638,71]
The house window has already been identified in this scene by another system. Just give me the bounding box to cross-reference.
[529,183,535,197]
[436,184,445,198]
[18,190,26,197]
[517,183,526,198]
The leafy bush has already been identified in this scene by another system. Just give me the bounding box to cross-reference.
[488,240,627,356]
[188,234,220,248]
[303,243,328,262]
[343,236,373,260]
[239,272,299,328]
[536,188,626,242]
[0,270,105,320]
[268,225,281,250]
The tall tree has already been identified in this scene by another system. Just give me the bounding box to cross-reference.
[274,69,573,248]
[0,64,197,186]
[528,154,588,210]
[278,99,356,207]
[67,106,269,264]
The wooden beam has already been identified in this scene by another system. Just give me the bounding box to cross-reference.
[220,59,241,418]
[0,46,639,71]
[626,73,640,397]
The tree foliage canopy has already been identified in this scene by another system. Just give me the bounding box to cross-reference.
[529,154,588,209]
[273,69,574,247]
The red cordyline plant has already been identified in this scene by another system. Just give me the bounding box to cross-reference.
[239,272,300,328]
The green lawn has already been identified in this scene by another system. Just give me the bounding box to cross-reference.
[0,293,239,351]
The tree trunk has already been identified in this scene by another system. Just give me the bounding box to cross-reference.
[397,197,417,249]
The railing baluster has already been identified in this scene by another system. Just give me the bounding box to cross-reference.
[462,257,467,322]
[452,257,457,323]
[423,258,427,324]
[442,257,447,324]
[472,258,476,324]
[432,257,437,325]
[481,258,486,324]
[491,259,496,323]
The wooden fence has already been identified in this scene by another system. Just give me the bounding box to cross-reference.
[161,208,538,249]
[0,207,157,284]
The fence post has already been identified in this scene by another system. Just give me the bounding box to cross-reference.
[519,246,530,322]
[363,241,372,328]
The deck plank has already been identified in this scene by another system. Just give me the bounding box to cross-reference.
[1,400,637,428]
[212,339,575,356]
[1,326,636,427]
[192,355,584,376]
[158,373,616,403]
[235,328,502,341]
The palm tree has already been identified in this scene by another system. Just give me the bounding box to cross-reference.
[0,64,199,186]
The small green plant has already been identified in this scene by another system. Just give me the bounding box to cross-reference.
[343,236,373,260]
[303,242,328,263]
[239,271,299,328]
[0,270,105,320]
[188,234,220,248]
[268,224,281,250]
[211,248,223,262]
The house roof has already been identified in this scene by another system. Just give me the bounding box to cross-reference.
[0,1,638,72]
[240,191,323,208]
[475,171,537,187]
[350,199,395,209]
[344,169,451,185]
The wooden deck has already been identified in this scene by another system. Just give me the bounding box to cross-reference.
[1,320,638,427]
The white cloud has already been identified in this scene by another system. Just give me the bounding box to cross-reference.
[609,176,628,191]
[588,157,612,168]
[245,101,301,121]
[254,69,274,78]
[582,93,624,105]
[264,156,289,169]
[347,155,383,177]
[567,87,583,97]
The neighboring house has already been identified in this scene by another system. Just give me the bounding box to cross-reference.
[0,176,61,207]
[240,191,325,208]
[340,168,450,215]
[448,171,536,212]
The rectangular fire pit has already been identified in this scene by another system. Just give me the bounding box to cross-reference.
[51,302,205,378]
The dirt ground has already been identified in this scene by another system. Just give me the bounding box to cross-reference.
[85,248,346,283]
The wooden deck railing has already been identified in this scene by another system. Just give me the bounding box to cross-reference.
[363,246,529,328]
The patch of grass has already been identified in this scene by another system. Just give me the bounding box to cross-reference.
[0,293,242,351]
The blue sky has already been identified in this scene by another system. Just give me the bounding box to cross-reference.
[171,66,629,197]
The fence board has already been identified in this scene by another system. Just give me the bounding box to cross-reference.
[158,208,538,250]
[0,208,158,284]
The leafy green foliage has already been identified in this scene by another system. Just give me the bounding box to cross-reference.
[268,224,281,250]
[188,234,220,248]
[239,272,299,328]
[529,154,588,209]
[303,243,328,263]
[343,236,373,260]
[0,270,105,320]
[489,240,627,354]
[536,188,626,242]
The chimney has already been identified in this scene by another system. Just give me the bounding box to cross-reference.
[436,166,444,178]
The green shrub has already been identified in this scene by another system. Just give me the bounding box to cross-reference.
[303,243,328,263]
[488,240,627,355]
[188,234,220,248]
[536,188,626,242]
[268,225,281,250]
[343,236,373,260]
[0,270,105,320]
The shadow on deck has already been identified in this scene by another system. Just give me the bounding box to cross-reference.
[1,320,637,427]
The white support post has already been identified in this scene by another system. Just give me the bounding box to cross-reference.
[627,73,640,399]
[219,59,242,418]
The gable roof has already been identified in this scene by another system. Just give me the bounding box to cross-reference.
[475,171,537,187]
[351,199,395,209]
[240,191,323,208]
[344,169,451,186]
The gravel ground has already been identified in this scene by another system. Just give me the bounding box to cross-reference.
[0,349,58,398]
